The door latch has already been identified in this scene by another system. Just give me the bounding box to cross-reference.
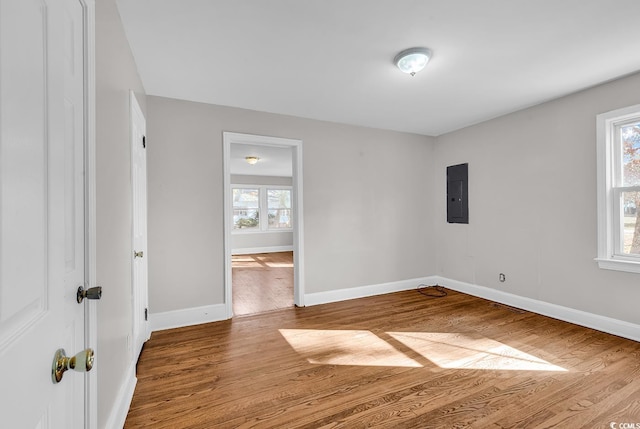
[77,285,103,303]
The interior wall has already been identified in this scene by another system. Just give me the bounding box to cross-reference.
[433,71,640,326]
[147,95,436,314]
[95,0,146,426]
[230,174,293,252]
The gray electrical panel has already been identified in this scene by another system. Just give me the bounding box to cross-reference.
[447,163,468,224]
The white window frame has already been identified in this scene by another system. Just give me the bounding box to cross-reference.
[595,104,640,273]
[231,184,293,234]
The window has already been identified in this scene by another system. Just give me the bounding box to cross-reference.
[232,188,260,230]
[232,185,292,232]
[267,189,292,229]
[596,104,640,273]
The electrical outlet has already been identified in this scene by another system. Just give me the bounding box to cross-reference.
[499,273,506,282]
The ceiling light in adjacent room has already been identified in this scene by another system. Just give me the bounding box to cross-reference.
[394,47,432,76]
[245,156,259,165]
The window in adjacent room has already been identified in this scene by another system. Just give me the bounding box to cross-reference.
[596,104,640,273]
[267,188,292,230]
[232,185,293,232]
[232,187,260,230]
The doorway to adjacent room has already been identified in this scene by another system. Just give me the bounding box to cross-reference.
[223,133,305,318]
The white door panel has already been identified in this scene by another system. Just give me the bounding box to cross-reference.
[0,0,49,349]
[0,0,88,427]
[131,92,149,361]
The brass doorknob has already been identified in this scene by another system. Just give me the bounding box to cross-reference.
[134,250,144,258]
[52,348,94,384]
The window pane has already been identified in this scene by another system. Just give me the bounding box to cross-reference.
[622,122,640,187]
[621,191,639,255]
[267,189,291,229]
[233,188,259,208]
[233,209,259,229]
[268,208,291,229]
[232,188,259,230]
[267,189,291,208]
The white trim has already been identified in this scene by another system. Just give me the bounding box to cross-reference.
[232,228,294,235]
[437,276,640,343]
[292,143,305,307]
[149,304,227,332]
[223,132,305,318]
[81,1,97,427]
[103,361,137,429]
[147,274,640,345]
[596,104,640,273]
[594,257,640,273]
[595,257,640,273]
[232,245,294,255]
[223,137,233,318]
[304,276,440,307]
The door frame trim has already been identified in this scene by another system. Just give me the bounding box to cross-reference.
[222,132,305,318]
[81,1,97,428]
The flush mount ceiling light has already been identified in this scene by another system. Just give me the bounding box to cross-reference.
[394,47,432,76]
[245,156,259,165]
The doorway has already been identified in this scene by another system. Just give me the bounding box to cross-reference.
[223,133,305,318]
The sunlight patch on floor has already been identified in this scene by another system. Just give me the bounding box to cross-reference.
[254,256,293,268]
[231,256,262,268]
[279,329,566,371]
[232,256,293,268]
[264,262,294,268]
[388,332,567,371]
[279,329,422,367]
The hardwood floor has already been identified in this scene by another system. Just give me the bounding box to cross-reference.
[232,252,293,316]
[125,289,640,428]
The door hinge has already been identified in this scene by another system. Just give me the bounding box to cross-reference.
[144,308,148,321]
[142,135,146,149]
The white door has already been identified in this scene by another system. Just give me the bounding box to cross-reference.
[0,0,90,427]
[131,91,149,362]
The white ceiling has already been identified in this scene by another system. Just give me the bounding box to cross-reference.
[230,143,292,177]
[117,0,640,136]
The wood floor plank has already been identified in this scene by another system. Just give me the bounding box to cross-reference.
[125,289,640,428]
[233,252,293,316]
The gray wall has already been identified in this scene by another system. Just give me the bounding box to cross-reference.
[96,0,146,426]
[147,96,437,313]
[230,174,293,252]
[434,71,640,325]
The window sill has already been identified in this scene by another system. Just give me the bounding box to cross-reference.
[232,229,293,235]
[595,257,640,274]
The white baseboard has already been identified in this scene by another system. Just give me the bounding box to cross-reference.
[150,304,228,332]
[304,276,440,307]
[104,360,137,429]
[148,276,640,343]
[436,276,640,343]
[232,245,293,255]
